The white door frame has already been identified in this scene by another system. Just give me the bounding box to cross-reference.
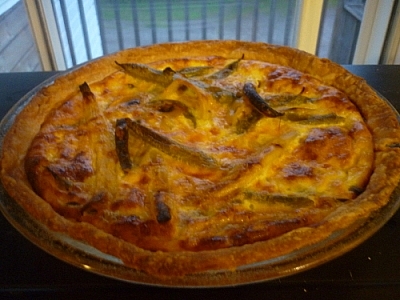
[380,0,400,64]
[293,0,324,55]
[24,0,66,70]
[353,0,396,64]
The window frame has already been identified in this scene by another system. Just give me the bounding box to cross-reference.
[25,0,398,70]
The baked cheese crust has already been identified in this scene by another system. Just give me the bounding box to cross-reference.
[2,41,400,281]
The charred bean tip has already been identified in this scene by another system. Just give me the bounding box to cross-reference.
[243,83,284,118]
[349,185,365,195]
[115,118,133,173]
[155,191,171,223]
[387,142,400,148]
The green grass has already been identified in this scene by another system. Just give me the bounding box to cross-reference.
[98,0,220,23]
[96,0,292,27]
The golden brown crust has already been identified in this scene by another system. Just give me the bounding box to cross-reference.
[2,41,400,280]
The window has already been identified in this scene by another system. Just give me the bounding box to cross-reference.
[1,0,399,72]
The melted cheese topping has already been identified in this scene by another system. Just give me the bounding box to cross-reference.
[25,57,373,252]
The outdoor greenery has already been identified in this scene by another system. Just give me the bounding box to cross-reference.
[96,0,290,27]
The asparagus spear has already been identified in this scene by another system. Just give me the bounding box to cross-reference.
[115,118,219,171]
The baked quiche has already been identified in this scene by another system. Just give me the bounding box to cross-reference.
[1,41,400,283]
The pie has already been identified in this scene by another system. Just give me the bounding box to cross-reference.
[1,41,400,283]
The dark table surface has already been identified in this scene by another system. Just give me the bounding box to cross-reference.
[0,66,400,299]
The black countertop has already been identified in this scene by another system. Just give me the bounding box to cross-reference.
[0,66,400,299]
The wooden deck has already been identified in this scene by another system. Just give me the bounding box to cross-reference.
[0,1,42,72]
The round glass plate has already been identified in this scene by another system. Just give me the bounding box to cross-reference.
[1,73,400,288]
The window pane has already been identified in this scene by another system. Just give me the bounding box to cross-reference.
[55,0,299,68]
[54,0,369,68]
[93,0,299,53]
